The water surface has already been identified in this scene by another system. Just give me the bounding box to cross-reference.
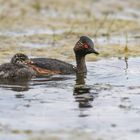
[0,57,140,140]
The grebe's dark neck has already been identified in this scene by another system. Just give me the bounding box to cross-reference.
[75,54,87,74]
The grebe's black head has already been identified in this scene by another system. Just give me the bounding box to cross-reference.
[11,53,30,64]
[74,36,99,56]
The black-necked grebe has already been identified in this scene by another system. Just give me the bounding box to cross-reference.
[29,36,99,75]
[0,53,36,81]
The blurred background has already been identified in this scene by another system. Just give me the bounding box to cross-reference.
[0,0,139,62]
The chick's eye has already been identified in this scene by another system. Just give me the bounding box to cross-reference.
[21,57,24,60]
[83,44,89,49]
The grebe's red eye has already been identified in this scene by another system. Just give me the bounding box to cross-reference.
[83,44,89,49]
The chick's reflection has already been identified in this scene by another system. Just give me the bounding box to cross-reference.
[0,80,30,92]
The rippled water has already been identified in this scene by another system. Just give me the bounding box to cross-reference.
[0,57,140,140]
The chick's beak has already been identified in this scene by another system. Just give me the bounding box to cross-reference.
[25,59,34,65]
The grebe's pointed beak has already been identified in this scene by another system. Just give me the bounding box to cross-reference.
[90,48,99,55]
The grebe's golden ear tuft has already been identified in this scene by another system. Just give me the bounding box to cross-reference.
[74,36,99,55]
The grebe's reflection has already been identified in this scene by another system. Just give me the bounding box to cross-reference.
[74,73,94,108]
